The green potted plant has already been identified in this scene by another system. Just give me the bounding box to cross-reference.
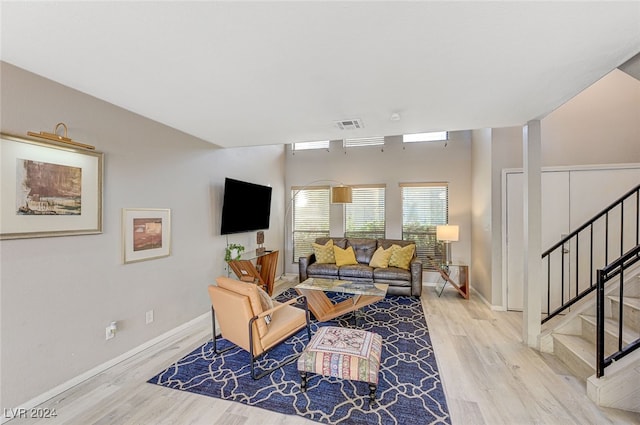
[224,243,245,262]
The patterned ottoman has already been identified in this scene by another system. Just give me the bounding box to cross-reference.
[297,326,383,403]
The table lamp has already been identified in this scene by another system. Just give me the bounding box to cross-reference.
[436,224,459,265]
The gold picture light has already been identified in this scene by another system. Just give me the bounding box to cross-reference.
[28,122,95,150]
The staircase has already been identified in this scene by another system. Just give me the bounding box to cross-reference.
[539,184,640,412]
[541,268,640,412]
[550,272,640,380]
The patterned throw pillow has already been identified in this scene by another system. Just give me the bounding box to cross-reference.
[369,245,393,268]
[388,244,415,270]
[312,239,336,264]
[334,245,359,266]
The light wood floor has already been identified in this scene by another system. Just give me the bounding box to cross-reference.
[7,283,640,425]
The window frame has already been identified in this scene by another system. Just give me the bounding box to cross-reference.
[291,185,330,263]
[291,140,330,151]
[402,131,448,143]
[400,182,449,269]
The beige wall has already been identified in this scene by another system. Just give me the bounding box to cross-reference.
[284,132,473,276]
[542,69,640,167]
[471,68,640,307]
[489,127,525,307]
[470,128,493,303]
[0,62,285,409]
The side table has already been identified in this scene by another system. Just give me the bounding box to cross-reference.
[228,249,279,295]
[435,264,469,299]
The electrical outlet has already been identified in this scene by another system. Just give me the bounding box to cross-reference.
[146,310,154,324]
[105,321,117,340]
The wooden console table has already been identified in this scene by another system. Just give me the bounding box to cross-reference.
[228,249,279,296]
[436,264,469,299]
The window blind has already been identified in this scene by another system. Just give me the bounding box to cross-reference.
[292,186,330,262]
[401,183,449,269]
[343,136,385,148]
[345,185,386,239]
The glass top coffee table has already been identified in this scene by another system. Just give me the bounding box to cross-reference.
[295,278,388,323]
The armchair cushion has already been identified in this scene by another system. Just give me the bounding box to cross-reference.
[260,301,308,350]
[216,276,268,338]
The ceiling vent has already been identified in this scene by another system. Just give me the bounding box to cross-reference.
[335,119,364,130]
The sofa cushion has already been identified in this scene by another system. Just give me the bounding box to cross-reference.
[347,238,378,264]
[339,264,374,280]
[316,237,347,249]
[307,262,339,278]
[312,239,336,264]
[388,244,415,270]
[369,245,393,268]
[373,266,411,282]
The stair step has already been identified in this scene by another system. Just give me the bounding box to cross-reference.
[608,296,640,333]
[553,333,596,380]
[580,315,638,346]
[608,296,640,311]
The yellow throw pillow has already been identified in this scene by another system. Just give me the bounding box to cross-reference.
[334,245,358,266]
[388,244,415,270]
[369,245,393,268]
[313,239,335,264]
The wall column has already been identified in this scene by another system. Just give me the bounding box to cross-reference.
[523,120,542,347]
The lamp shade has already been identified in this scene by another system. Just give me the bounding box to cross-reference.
[331,186,352,204]
[436,225,459,242]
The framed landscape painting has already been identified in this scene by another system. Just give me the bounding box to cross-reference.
[122,208,171,264]
[0,133,104,240]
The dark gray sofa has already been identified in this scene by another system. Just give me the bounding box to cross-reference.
[298,237,422,297]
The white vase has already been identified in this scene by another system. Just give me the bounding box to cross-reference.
[230,249,239,260]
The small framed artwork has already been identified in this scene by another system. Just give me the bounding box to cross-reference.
[122,208,171,264]
[0,133,104,240]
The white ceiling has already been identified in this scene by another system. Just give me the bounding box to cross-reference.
[1,1,639,148]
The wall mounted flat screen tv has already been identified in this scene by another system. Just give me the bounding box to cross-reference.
[220,178,272,235]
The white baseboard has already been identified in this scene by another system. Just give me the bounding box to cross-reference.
[467,286,506,311]
[2,311,210,424]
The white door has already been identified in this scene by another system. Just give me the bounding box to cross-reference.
[505,166,640,312]
[569,168,640,294]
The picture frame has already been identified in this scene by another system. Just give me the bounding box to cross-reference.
[122,208,171,264]
[0,133,104,240]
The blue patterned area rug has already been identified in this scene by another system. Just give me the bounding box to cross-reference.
[148,289,450,425]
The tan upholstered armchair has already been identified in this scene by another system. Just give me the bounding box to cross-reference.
[208,276,311,379]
